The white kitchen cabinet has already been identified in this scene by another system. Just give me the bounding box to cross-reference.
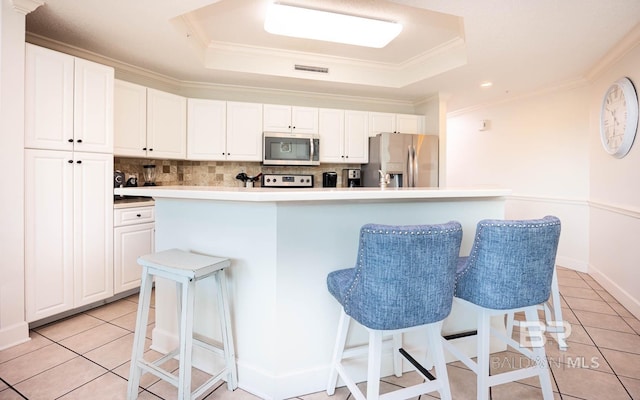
[25,44,114,153]
[114,80,147,157]
[226,101,263,161]
[319,109,368,163]
[186,98,227,160]
[25,149,114,322]
[369,112,423,137]
[114,205,155,294]
[263,104,318,134]
[146,88,187,159]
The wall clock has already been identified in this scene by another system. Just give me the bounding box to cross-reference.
[600,77,639,158]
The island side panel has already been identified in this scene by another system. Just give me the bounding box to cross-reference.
[150,195,506,399]
[152,198,280,399]
[272,197,506,398]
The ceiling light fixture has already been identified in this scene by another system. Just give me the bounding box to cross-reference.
[264,2,402,48]
[480,81,493,88]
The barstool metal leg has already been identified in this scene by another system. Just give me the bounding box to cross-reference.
[127,269,154,399]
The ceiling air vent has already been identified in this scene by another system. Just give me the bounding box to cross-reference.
[294,64,329,73]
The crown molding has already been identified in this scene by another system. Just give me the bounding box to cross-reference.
[25,32,417,111]
[11,0,44,15]
[585,23,640,82]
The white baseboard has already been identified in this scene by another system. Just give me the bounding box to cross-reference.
[0,321,30,351]
[556,256,588,272]
[589,264,640,319]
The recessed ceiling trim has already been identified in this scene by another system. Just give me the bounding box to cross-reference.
[202,38,467,88]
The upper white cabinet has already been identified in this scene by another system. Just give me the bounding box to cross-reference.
[226,101,263,161]
[114,80,147,157]
[114,82,187,159]
[263,104,318,134]
[25,44,114,153]
[369,112,423,137]
[146,88,187,159]
[320,108,368,163]
[25,149,114,322]
[187,98,226,160]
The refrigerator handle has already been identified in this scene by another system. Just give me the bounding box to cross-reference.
[412,145,419,187]
[407,145,413,187]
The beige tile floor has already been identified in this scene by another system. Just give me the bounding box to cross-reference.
[1,267,639,399]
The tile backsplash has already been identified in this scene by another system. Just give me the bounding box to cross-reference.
[114,157,362,188]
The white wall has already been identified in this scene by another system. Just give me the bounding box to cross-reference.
[588,39,640,318]
[446,28,640,319]
[0,0,39,350]
[446,85,591,271]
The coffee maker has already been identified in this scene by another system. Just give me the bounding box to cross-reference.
[342,169,361,187]
[322,172,337,187]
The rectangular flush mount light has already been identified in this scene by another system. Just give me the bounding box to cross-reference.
[264,2,402,48]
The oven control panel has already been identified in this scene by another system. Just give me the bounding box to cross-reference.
[262,174,314,188]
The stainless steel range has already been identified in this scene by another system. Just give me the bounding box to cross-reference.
[261,173,314,188]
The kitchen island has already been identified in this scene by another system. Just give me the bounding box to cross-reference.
[114,186,510,399]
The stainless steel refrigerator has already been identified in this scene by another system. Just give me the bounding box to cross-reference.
[362,133,439,187]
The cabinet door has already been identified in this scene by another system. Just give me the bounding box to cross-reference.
[73,152,114,306]
[291,106,319,134]
[187,98,227,160]
[369,112,395,137]
[345,111,369,163]
[396,114,420,134]
[25,149,74,322]
[114,80,147,157]
[263,104,291,132]
[73,58,114,153]
[226,101,263,161]
[24,44,74,151]
[146,88,187,159]
[319,108,345,163]
[114,222,154,294]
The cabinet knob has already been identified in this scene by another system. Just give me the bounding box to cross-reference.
[136,214,141,217]
[68,138,74,143]
[149,148,153,151]
[76,160,82,164]
[76,139,82,143]
[142,147,147,151]
[68,159,73,163]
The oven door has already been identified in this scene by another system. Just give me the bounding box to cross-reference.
[263,133,320,165]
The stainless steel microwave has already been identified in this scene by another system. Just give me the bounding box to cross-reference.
[263,132,320,166]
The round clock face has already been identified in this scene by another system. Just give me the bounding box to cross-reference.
[600,77,639,158]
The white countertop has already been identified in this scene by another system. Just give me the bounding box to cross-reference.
[114,185,511,202]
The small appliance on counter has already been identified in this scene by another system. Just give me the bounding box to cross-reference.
[114,170,126,200]
[342,169,361,187]
[322,172,337,187]
[142,165,156,186]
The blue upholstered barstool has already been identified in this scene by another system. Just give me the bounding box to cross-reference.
[443,216,561,400]
[326,222,463,400]
[127,249,237,400]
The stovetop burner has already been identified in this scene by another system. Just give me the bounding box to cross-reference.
[261,174,314,188]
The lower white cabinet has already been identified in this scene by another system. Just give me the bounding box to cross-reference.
[25,149,113,322]
[114,205,155,294]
